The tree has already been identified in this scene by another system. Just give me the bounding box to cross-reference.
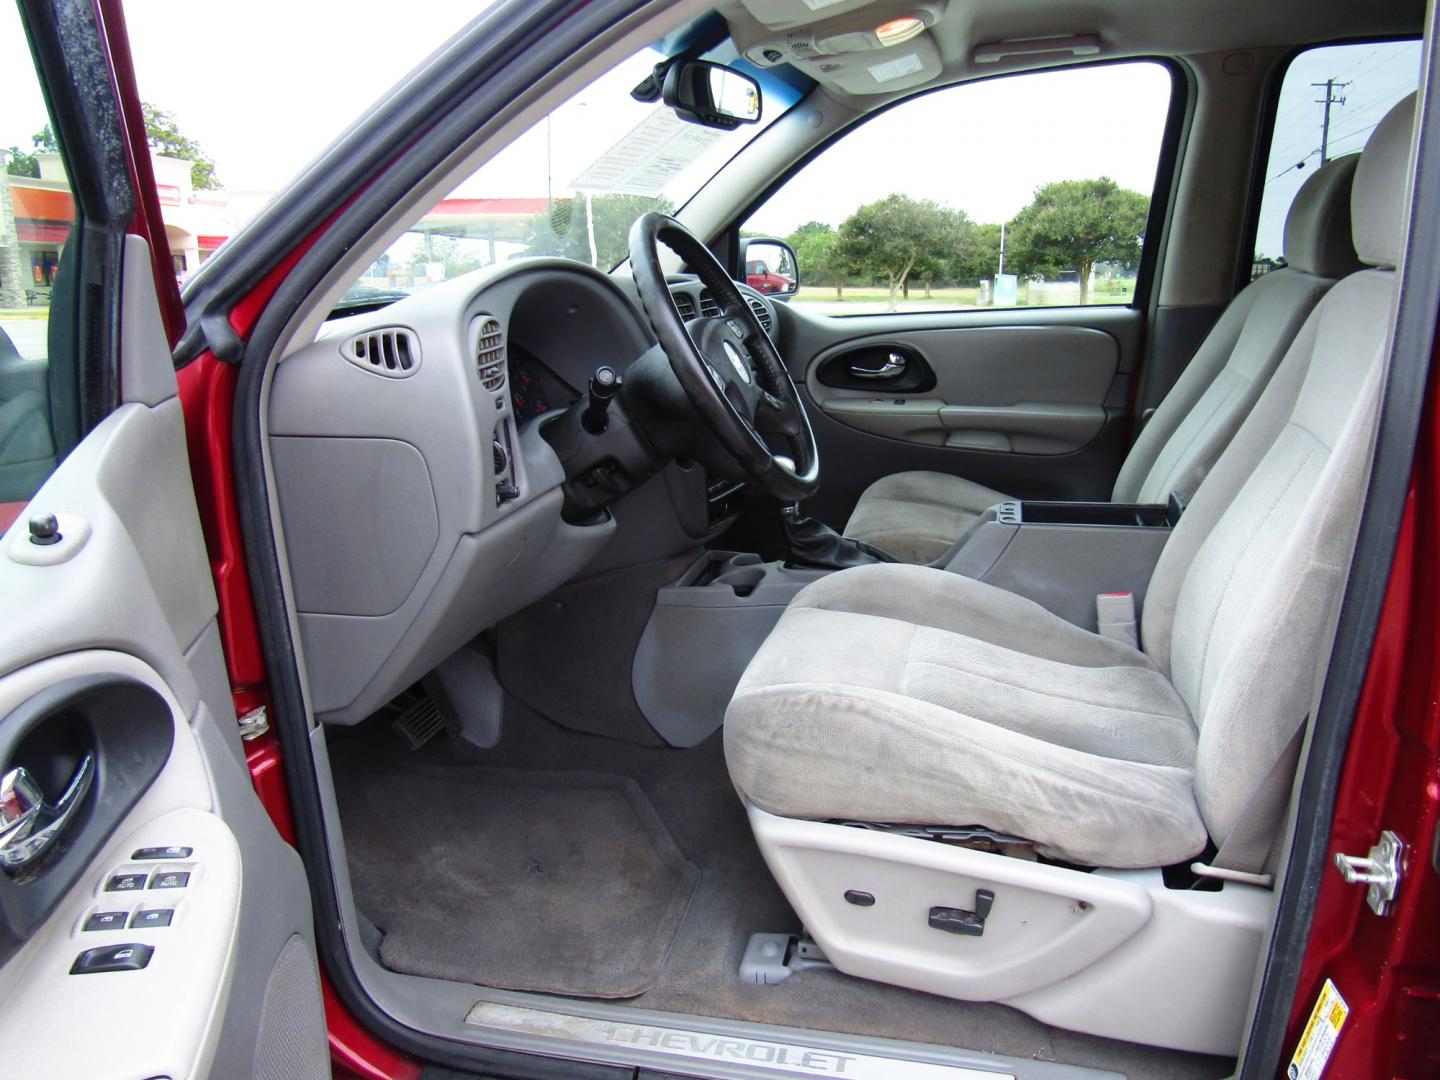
[1007,178,1149,303]
[911,207,979,297]
[524,193,672,268]
[5,125,56,178]
[4,148,39,178]
[785,221,850,298]
[949,222,1003,286]
[9,111,222,191]
[141,104,220,190]
[836,195,952,310]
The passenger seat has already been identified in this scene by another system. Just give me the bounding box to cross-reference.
[842,154,1365,563]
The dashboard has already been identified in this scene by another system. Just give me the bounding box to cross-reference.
[266,258,778,727]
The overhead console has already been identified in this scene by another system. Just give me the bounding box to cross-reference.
[724,0,947,95]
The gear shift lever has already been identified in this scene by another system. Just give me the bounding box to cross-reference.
[780,502,896,570]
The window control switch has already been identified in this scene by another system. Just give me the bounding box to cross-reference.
[149,871,190,890]
[130,908,175,929]
[71,943,154,974]
[83,911,129,932]
[104,873,148,893]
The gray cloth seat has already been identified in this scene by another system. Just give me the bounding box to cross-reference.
[843,154,1365,564]
[726,95,1415,870]
[0,327,55,502]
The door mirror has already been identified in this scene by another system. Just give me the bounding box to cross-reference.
[739,238,799,300]
[663,61,762,129]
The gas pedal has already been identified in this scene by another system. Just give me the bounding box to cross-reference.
[390,695,449,750]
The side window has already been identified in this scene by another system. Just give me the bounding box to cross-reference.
[0,1,78,514]
[1251,40,1421,279]
[745,61,1173,315]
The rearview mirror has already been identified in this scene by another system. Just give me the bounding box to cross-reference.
[663,61,762,130]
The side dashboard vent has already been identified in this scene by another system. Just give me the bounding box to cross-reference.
[698,290,720,318]
[672,292,697,319]
[747,296,773,333]
[476,316,506,390]
[343,327,419,377]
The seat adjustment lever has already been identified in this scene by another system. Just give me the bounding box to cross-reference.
[928,889,994,937]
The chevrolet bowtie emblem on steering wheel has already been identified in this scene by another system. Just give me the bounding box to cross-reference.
[721,340,752,384]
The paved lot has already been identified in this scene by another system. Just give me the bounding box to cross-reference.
[0,317,50,361]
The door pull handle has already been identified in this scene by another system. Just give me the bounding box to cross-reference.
[850,352,908,380]
[0,752,95,873]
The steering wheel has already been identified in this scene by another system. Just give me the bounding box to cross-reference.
[629,212,820,502]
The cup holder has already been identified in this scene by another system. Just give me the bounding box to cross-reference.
[714,566,766,597]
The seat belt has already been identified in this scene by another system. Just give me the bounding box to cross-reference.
[1206,721,1307,879]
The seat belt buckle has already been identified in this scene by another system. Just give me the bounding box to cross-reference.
[1096,592,1138,648]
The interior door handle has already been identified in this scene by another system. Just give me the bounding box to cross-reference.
[0,752,95,873]
[849,353,908,380]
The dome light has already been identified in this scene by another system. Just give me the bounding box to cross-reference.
[875,16,926,46]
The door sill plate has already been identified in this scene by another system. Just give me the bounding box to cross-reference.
[465,1001,1017,1079]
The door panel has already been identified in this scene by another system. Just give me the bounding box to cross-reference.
[776,304,1142,525]
[808,325,1118,453]
[0,316,326,1077]
[0,239,326,1074]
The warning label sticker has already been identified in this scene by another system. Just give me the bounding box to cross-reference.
[1287,979,1349,1080]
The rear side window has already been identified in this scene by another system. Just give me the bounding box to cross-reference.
[744,61,1174,314]
[0,2,80,512]
[1251,39,1421,278]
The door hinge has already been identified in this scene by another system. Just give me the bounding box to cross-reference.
[1334,829,1404,916]
[237,705,269,741]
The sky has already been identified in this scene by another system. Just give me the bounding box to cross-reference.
[0,5,1422,261]
[0,0,497,192]
[1251,40,1421,260]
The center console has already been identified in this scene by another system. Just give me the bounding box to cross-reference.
[632,551,828,747]
[945,499,1181,631]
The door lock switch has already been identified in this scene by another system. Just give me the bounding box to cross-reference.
[132,846,192,860]
[71,943,153,974]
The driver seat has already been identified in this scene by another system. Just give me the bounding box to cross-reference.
[722,95,1414,1052]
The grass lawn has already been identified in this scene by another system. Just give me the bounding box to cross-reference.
[791,279,1136,313]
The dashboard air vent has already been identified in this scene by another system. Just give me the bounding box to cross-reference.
[672,292,697,319]
[747,297,773,333]
[698,290,720,318]
[344,327,419,377]
[475,316,506,390]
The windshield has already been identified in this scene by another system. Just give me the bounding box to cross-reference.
[339,39,800,312]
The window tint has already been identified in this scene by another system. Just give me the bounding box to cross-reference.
[0,2,79,512]
[744,61,1172,315]
[1251,40,1421,278]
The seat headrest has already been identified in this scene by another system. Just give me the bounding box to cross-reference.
[1282,154,1362,277]
[1352,92,1418,268]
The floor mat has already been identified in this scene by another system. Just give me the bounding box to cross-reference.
[332,703,1233,1079]
[332,747,699,999]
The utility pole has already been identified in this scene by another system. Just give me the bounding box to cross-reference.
[1312,79,1350,164]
